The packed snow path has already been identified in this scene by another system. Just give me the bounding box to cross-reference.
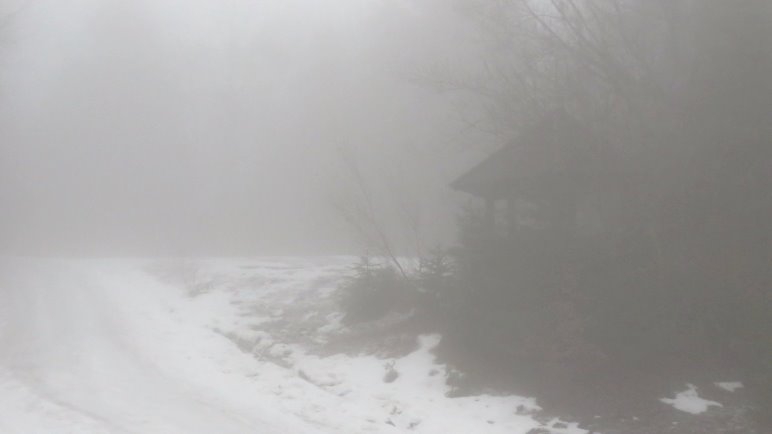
[0,258,584,434]
[0,259,316,433]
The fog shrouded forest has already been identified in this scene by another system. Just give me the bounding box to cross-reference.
[0,1,770,433]
[0,0,483,256]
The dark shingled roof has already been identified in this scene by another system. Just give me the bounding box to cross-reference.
[451,110,605,199]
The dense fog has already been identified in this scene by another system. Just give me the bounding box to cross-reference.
[1,1,770,432]
[0,0,489,256]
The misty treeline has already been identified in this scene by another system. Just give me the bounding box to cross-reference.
[340,0,771,425]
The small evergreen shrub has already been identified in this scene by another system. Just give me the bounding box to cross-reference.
[338,257,417,324]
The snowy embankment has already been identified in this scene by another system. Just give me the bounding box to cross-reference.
[0,258,585,433]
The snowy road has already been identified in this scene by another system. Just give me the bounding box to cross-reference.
[0,258,584,434]
[0,259,316,434]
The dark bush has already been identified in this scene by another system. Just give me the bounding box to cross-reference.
[338,257,418,324]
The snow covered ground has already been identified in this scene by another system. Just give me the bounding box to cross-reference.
[660,384,723,415]
[0,257,587,433]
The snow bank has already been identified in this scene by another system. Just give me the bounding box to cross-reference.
[175,258,588,433]
[0,258,588,433]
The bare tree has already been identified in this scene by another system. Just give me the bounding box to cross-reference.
[331,145,416,280]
